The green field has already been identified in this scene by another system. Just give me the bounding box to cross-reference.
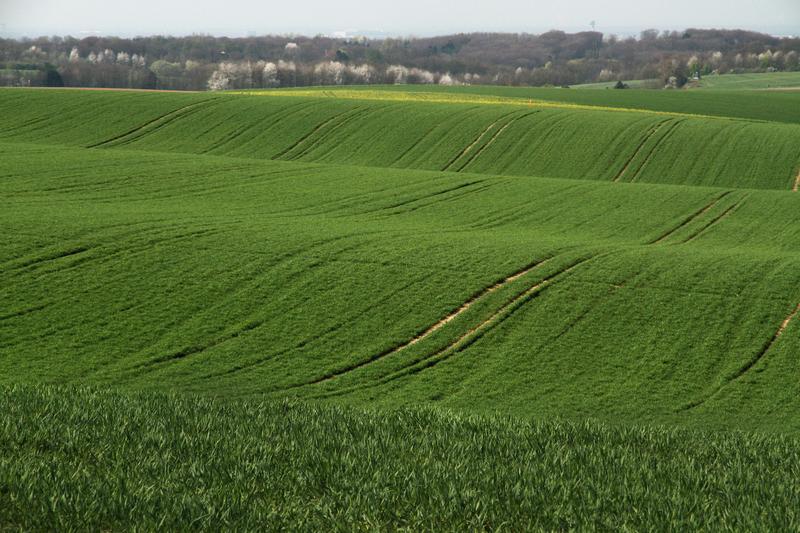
[572,72,800,91]
[2,85,800,527]
[694,71,800,90]
[3,385,800,530]
[259,83,800,124]
[567,78,658,90]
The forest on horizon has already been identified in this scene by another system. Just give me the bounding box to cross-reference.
[2,28,799,90]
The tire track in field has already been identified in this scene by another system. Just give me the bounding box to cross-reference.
[454,111,540,173]
[7,246,92,271]
[3,227,223,327]
[0,114,54,136]
[86,98,220,149]
[0,303,49,322]
[628,119,686,182]
[0,219,163,271]
[199,99,318,155]
[469,183,586,230]
[376,181,499,218]
[306,256,594,400]
[272,106,366,160]
[612,119,672,183]
[433,267,639,404]
[486,111,573,176]
[389,105,485,167]
[299,102,400,162]
[202,275,429,381]
[72,232,349,366]
[294,255,594,397]
[286,107,374,160]
[793,166,800,192]
[0,226,226,351]
[680,193,750,244]
[356,180,487,215]
[441,111,521,172]
[382,256,594,379]
[130,235,374,371]
[537,269,638,345]
[648,191,732,245]
[388,114,454,166]
[282,256,557,389]
[680,298,800,412]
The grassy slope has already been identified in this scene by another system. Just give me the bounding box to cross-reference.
[573,72,800,91]
[2,89,800,191]
[694,71,800,90]
[3,140,800,431]
[570,79,657,89]
[2,385,799,531]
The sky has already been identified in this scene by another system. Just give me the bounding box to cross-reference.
[1,0,799,38]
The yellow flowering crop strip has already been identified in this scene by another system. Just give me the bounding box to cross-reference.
[231,88,736,122]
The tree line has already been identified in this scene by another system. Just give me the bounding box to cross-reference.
[1,29,798,90]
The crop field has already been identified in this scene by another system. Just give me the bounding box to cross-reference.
[3,89,800,190]
[2,85,800,527]
[572,72,800,91]
[267,83,800,124]
[3,385,800,530]
[693,71,800,90]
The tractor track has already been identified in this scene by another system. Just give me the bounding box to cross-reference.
[680,299,800,412]
[86,98,220,149]
[298,255,592,397]
[649,191,732,244]
[441,111,521,172]
[680,194,750,243]
[286,256,557,388]
[612,119,672,183]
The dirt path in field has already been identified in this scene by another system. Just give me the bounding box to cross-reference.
[303,256,593,398]
[300,256,555,386]
[680,299,800,412]
[404,257,591,372]
[793,167,800,192]
[649,192,731,244]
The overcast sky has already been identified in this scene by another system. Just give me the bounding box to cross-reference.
[2,0,799,38]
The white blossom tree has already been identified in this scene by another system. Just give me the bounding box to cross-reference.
[314,61,346,85]
[347,64,376,84]
[207,69,230,91]
[408,67,435,84]
[262,62,279,87]
[785,51,799,70]
[386,64,409,84]
[438,73,455,85]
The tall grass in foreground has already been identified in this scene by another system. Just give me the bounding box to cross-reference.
[1,385,798,530]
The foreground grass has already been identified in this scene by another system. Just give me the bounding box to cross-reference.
[1,385,799,531]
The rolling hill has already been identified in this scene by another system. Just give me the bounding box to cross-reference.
[2,87,800,434]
